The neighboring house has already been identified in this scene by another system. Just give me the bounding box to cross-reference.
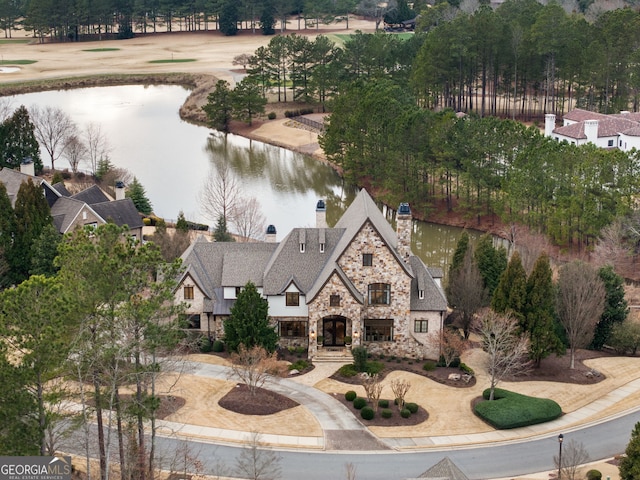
[544,109,640,151]
[176,188,448,360]
[0,162,143,239]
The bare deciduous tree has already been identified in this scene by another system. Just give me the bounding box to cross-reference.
[593,219,633,278]
[84,122,111,175]
[344,462,357,480]
[362,374,383,411]
[63,134,87,174]
[390,378,411,410]
[199,163,240,225]
[554,438,589,480]
[235,432,282,480]
[232,53,252,71]
[557,261,606,369]
[229,345,287,397]
[426,328,468,367]
[0,98,13,121]
[474,309,531,401]
[30,105,78,171]
[230,196,266,242]
[446,248,487,339]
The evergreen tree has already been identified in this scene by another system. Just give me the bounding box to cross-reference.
[260,1,276,34]
[29,223,61,277]
[231,77,267,126]
[0,183,16,289]
[620,421,640,480]
[446,231,469,298]
[491,250,527,324]
[214,215,235,242]
[219,0,239,36]
[11,179,53,285]
[525,252,564,367]
[591,265,629,350]
[176,211,189,233]
[126,176,153,215]
[475,234,507,301]
[224,281,277,353]
[0,105,42,172]
[202,80,234,132]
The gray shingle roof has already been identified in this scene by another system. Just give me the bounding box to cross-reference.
[410,256,448,311]
[50,196,89,233]
[52,182,72,197]
[417,457,470,480]
[91,198,143,229]
[0,167,51,207]
[71,184,110,205]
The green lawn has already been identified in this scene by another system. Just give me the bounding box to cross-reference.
[332,31,414,44]
[0,59,37,65]
[0,39,30,44]
[82,48,121,52]
[148,58,196,64]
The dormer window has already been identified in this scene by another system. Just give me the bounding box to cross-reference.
[184,286,194,300]
[286,292,300,306]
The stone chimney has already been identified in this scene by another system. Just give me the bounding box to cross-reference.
[266,224,277,243]
[584,120,599,144]
[316,199,327,229]
[396,203,412,262]
[115,181,126,201]
[20,157,35,177]
[544,114,556,137]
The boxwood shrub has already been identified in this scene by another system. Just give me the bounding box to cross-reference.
[378,399,389,408]
[338,364,358,377]
[353,397,367,410]
[400,408,411,418]
[345,390,357,402]
[212,340,224,352]
[405,402,419,414]
[361,406,375,420]
[381,408,393,419]
[474,388,562,429]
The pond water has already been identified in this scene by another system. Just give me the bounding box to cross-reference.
[7,85,484,273]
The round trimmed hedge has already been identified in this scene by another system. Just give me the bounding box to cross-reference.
[345,390,357,402]
[353,397,367,410]
[361,406,375,420]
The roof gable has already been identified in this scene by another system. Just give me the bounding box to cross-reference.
[71,184,110,205]
[91,198,143,229]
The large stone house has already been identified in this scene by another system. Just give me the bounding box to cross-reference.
[544,109,640,151]
[0,161,143,239]
[176,188,448,360]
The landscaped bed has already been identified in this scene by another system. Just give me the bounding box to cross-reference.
[473,388,562,429]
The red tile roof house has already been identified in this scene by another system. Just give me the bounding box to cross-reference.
[0,161,143,239]
[175,188,448,360]
[544,108,640,151]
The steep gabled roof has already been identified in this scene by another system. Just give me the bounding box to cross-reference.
[0,167,60,207]
[50,196,100,234]
[52,182,72,197]
[416,457,469,480]
[91,198,143,229]
[221,249,278,287]
[409,256,447,311]
[262,227,344,295]
[71,184,110,205]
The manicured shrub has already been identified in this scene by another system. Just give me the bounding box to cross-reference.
[381,408,393,419]
[143,217,151,226]
[475,388,562,429]
[212,340,224,352]
[353,397,367,410]
[400,408,411,418]
[437,355,460,367]
[405,402,419,414]
[199,336,212,353]
[360,406,375,420]
[378,399,389,409]
[423,361,436,371]
[267,111,276,120]
[338,364,358,377]
[289,360,308,371]
[459,363,475,375]
[352,346,368,372]
[366,361,384,375]
[345,390,357,402]
[586,469,602,480]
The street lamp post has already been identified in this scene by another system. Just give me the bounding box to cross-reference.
[558,433,564,480]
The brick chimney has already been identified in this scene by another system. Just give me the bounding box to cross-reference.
[396,203,412,262]
[20,157,35,177]
[115,180,126,201]
[316,199,327,228]
[266,225,277,243]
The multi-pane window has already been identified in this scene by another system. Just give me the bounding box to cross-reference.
[362,253,373,266]
[286,292,300,306]
[414,320,429,333]
[330,294,341,306]
[183,286,194,300]
[235,286,242,297]
[368,283,390,305]
[364,319,393,341]
[279,321,307,337]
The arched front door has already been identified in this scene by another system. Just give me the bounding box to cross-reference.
[322,315,346,347]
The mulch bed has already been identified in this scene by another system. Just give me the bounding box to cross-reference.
[332,392,429,427]
[218,383,299,415]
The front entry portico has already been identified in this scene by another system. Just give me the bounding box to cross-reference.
[322,315,347,347]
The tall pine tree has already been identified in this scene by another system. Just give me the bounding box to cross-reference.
[0,105,42,171]
[492,250,527,325]
[475,234,507,301]
[620,421,640,480]
[126,176,153,215]
[0,183,16,289]
[591,265,628,350]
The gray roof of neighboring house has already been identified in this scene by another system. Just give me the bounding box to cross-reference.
[52,182,72,197]
[262,227,344,295]
[91,198,143,229]
[409,256,447,311]
[414,457,470,480]
[71,184,110,205]
[50,196,92,233]
[0,167,50,207]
